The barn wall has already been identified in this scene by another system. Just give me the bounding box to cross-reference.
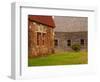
[54,31,88,52]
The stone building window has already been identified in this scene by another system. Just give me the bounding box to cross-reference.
[42,33,46,45]
[37,32,46,46]
[67,40,71,46]
[54,39,58,46]
[80,39,84,45]
[37,32,41,45]
[36,24,47,46]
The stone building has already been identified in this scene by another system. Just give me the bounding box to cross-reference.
[28,15,55,58]
[54,16,88,52]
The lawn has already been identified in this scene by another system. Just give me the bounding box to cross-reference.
[28,51,88,66]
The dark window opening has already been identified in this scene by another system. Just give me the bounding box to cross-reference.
[67,40,71,46]
[80,39,84,45]
[37,32,41,45]
[54,39,58,46]
[42,33,46,45]
[37,32,47,46]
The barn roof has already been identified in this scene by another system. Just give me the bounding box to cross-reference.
[28,15,55,28]
[54,16,88,32]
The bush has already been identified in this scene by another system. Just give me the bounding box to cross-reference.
[71,44,81,52]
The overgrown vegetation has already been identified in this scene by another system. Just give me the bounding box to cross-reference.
[71,44,81,52]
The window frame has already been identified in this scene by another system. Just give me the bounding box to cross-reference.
[67,39,71,46]
[54,39,59,47]
[80,39,85,46]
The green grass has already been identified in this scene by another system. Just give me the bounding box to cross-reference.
[28,51,88,66]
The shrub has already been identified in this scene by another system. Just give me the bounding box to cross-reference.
[71,44,81,52]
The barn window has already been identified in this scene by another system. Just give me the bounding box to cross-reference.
[67,40,71,46]
[54,39,58,46]
[80,39,84,45]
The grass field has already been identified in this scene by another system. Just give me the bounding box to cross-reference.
[28,51,88,66]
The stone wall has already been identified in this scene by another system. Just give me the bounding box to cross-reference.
[28,21,54,58]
